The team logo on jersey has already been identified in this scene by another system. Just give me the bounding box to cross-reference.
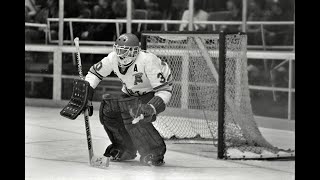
[133,72,143,85]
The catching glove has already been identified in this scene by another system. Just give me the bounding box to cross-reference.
[132,96,165,124]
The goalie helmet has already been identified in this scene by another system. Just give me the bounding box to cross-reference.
[113,33,140,68]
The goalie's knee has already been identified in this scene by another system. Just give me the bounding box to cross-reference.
[122,119,166,158]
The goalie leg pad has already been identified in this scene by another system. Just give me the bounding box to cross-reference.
[60,79,94,120]
[128,123,166,158]
[99,94,137,160]
[118,95,166,158]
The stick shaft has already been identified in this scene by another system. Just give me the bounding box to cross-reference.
[74,37,84,79]
[84,108,94,162]
[74,37,94,163]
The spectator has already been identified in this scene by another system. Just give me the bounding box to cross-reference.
[26,0,59,43]
[65,0,91,18]
[271,66,288,88]
[247,64,262,85]
[226,0,241,21]
[157,0,180,31]
[25,0,38,22]
[112,0,131,18]
[92,0,113,18]
[179,0,209,31]
[158,0,172,20]
[263,0,290,46]
[246,0,265,45]
[112,0,135,34]
[34,0,59,25]
[36,0,59,39]
[134,0,146,9]
[81,0,116,41]
[224,0,241,32]
[25,6,32,22]
[247,0,266,21]
[63,0,92,43]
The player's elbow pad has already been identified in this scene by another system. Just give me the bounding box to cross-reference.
[85,71,101,89]
[147,96,166,115]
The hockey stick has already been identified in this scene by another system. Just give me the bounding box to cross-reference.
[74,37,109,169]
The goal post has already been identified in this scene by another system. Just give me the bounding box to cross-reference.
[140,31,294,160]
[218,32,226,159]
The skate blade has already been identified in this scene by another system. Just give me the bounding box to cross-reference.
[90,156,110,169]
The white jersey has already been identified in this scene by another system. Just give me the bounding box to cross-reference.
[85,51,173,104]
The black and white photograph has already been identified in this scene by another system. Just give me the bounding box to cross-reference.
[25,0,295,179]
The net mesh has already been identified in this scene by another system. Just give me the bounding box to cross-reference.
[143,33,294,159]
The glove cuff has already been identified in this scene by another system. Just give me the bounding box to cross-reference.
[148,104,157,115]
[147,96,166,115]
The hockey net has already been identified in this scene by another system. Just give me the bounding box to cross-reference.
[141,31,294,159]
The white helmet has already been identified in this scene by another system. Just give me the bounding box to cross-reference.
[113,33,140,67]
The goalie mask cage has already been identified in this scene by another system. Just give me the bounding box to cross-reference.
[141,31,294,160]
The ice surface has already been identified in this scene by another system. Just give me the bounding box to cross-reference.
[25,106,295,180]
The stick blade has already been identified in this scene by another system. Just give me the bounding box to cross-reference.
[90,156,110,169]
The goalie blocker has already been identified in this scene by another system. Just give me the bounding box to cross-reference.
[60,79,94,120]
